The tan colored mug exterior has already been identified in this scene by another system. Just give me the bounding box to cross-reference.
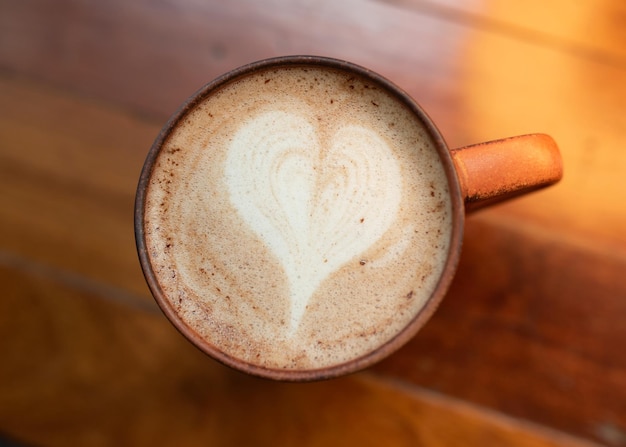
[453,134,562,211]
[135,56,563,381]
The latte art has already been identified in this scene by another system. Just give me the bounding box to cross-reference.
[225,111,402,336]
[142,63,453,372]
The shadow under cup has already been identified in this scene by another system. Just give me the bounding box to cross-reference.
[135,56,493,381]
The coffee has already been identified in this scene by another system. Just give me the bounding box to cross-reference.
[140,61,453,375]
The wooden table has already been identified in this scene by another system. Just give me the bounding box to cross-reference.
[1,1,625,445]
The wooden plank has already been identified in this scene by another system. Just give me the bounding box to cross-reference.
[0,76,155,297]
[377,0,626,63]
[375,214,626,445]
[0,262,603,447]
[0,0,466,122]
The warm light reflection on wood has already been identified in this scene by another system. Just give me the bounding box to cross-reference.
[461,0,626,250]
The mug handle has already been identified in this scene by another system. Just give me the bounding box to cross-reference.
[450,134,563,211]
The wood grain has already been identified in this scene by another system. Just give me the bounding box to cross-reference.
[0,0,466,124]
[0,262,603,447]
[378,0,626,63]
[0,76,154,297]
[376,214,626,441]
[1,0,625,445]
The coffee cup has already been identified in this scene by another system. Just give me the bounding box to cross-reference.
[135,56,562,381]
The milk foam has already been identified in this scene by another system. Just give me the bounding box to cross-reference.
[225,110,402,336]
[143,65,453,371]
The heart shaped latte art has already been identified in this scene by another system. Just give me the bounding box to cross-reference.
[225,110,402,336]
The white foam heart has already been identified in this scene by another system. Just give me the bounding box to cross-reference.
[225,110,402,337]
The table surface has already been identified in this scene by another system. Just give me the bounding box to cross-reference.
[1,1,625,446]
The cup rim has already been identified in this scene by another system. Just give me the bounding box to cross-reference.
[134,55,464,381]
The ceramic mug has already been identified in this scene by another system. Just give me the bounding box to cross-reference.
[135,56,562,380]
